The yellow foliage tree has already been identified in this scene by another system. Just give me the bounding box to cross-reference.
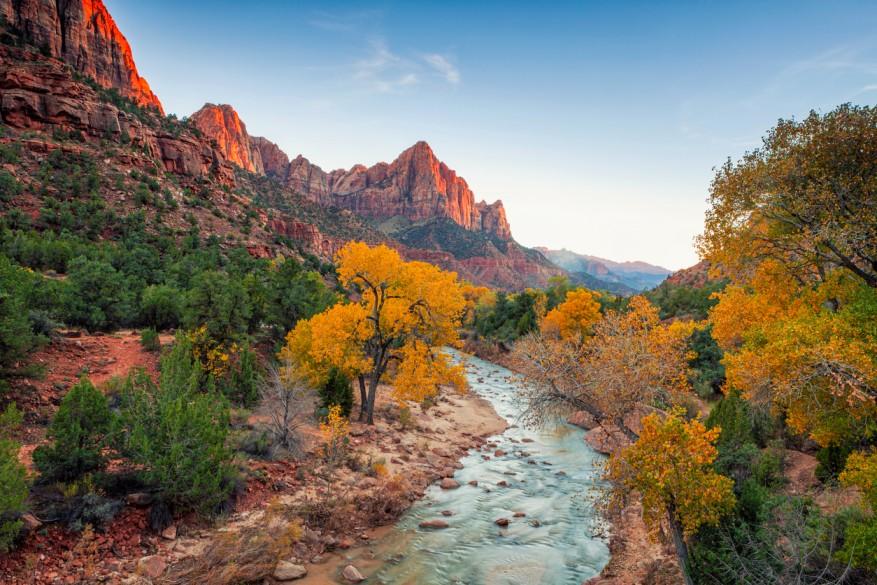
[606,409,736,584]
[514,295,695,438]
[540,288,602,342]
[710,265,877,446]
[283,242,468,424]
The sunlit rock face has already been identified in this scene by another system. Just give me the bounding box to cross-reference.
[190,103,266,174]
[0,0,163,113]
[279,141,513,241]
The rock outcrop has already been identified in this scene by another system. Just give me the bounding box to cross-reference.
[251,136,289,178]
[190,103,264,174]
[0,0,163,113]
[0,44,232,183]
[284,141,513,241]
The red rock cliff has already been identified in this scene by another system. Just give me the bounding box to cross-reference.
[190,103,265,174]
[280,141,513,241]
[251,136,289,178]
[0,0,163,113]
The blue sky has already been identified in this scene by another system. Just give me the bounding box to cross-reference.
[107,0,877,270]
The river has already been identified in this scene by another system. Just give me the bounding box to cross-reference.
[326,351,610,584]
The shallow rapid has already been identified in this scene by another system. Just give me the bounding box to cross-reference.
[358,351,610,585]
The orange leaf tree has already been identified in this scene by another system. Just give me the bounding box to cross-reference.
[540,288,602,342]
[606,410,736,583]
[282,242,468,424]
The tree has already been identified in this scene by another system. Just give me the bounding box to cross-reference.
[64,256,136,331]
[260,363,312,456]
[33,378,112,481]
[283,242,468,424]
[540,288,601,342]
[182,270,251,343]
[698,104,877,288]
[263,257,335,341]
[606,410,736,584]
[0,404,27,552]
[117,343,234,515]
[513,296,695,438]
[0,255,45,393]
[710,266,877,447]
[139,284,182,330]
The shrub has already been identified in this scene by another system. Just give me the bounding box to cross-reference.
[222,344,259,406]
[815,442,853,483]
[0,404,27,551]
[140,328,160,352]
[182,270,251,344]
[319,405,349,469]
[118,356,235,515]
[259,365,311,457]
[139,284,182,330]
[0,170,21,203]
[0,256,46,393]
[838,515,877,571]
[33,378,112,482]
[64,256,136,331]
[318,367,352,418]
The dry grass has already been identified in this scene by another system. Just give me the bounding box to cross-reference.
[159,503,302,585]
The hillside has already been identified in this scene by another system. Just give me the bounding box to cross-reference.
[0,2,558,290]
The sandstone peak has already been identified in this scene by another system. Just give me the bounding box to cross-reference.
[251,136,290,178]
[190,103,264,174]
[0,0,163,113]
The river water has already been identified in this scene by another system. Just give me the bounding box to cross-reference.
[342,352,610,584]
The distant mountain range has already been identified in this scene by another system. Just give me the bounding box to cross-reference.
[537,248,672,293]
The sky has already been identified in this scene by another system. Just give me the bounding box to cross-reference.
[107,0,877,270]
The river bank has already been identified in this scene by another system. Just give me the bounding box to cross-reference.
[465,339,682,585]
[301,351,611,584]
[154,377,509,584]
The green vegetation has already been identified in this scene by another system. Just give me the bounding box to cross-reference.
[318,367,353,418]
[0,404,27,552]
[116,341,234,516]
[33,378,112,482]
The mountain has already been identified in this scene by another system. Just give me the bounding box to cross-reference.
[0,0,163,113]
[188,113,513,242]
[0,5,559,290]
[190,104,264,174]
[538,248,671,291]
[663,260,714,288]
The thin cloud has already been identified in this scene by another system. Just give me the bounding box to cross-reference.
[308,9,381,33]
[423,53,461,84]
[353,39,420,93]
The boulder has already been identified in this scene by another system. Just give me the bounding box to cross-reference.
[418,519,449,529]
[342,564,365,582]
[439,478,459,490]
[136,555,167,579]
[273,560,308,581]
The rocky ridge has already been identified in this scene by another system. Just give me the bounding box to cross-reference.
[0,1,558,289]
[0,0,163,112]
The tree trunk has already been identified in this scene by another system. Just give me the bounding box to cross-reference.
[365,372,379,425]
[668,503,695,585]
[357,376,367,422]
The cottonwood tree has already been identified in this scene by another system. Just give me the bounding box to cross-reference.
[698,104,877,288]
[540,288,602,342]
[606,410,736,583]
[513,296,726,584]
[283,242,468,425]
